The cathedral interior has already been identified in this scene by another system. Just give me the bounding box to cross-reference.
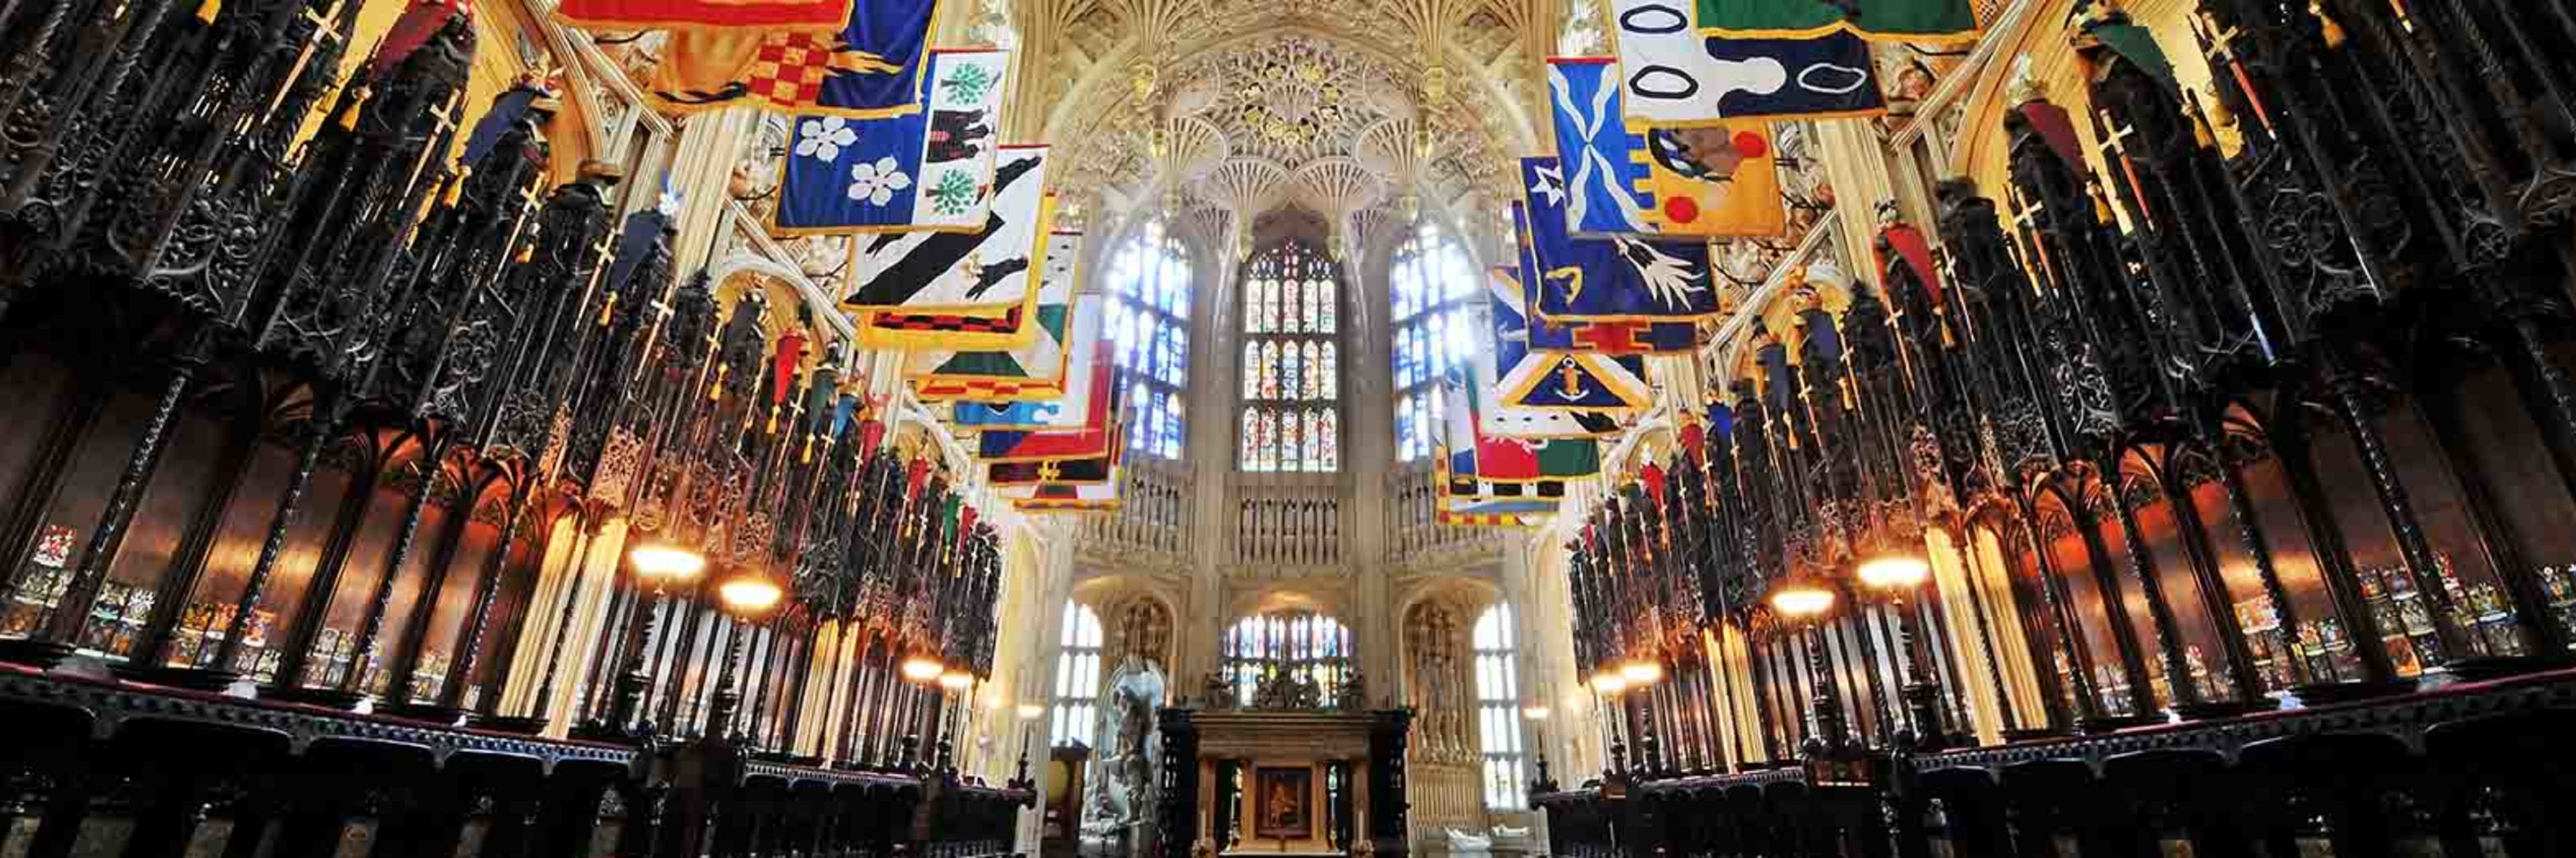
[3,0,2576,855]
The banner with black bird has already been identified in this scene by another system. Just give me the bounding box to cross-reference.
[841,146,1055,350]
[911,230,1087,402]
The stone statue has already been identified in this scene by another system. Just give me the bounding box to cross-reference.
[1201,670,1235,709]
[1334,668,1366,710]
[1082,658,1165,858]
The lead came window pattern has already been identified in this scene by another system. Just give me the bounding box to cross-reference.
[1238,239,1341,472]
[1107,221,1192,460]
[1222,610,1357,706]
[1390,225,1477,462]
[1051,602,1104,747]
[1474,604,1525,810]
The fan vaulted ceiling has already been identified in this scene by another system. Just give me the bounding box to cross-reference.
[1010,0,1589,251]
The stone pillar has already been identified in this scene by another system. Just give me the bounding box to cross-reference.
[665,106,759,273]
[1183,233,1238,684]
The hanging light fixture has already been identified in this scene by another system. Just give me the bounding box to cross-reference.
[1856,551,1932,592]
[630,542,707,588]
[901,655,946,682]
[1619,659,1664,686]
[938,669,975,691]
[1588,671,1628,695]
[716,572,784,615]
[1768,576,1837,621]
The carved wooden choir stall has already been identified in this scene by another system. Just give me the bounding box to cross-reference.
[0,0,1030,853]
[1534,0,2576,855]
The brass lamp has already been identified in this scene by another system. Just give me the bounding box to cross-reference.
[631,543,708,587]
[901,654,946,682]
[1768,576,1838,621]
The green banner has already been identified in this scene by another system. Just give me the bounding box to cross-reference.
[1696,0,1978,42]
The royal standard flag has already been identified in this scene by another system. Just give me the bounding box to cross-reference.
[640,0,941,117]
[1697,0,1977,43]
[1605,0,1884,124]
[1521,157,1721,328]
[908,229,1087,400]
[1548,57,1786,239]
[777,49,1010,235]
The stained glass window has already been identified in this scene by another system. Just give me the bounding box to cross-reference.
[1106,221,1193,460]
[1221,610,1358,708]
[1474,604,1526,810]
[1391,225,1477,462]
[1238,239,1342,472]
[1051,602,1104,747]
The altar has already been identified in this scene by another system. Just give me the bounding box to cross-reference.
[1153,706,1413,858]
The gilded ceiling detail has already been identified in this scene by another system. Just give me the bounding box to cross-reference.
[1032,0,1544,250]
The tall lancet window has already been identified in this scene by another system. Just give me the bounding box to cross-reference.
[1051,602,1104,747]
[1106,221,1192,460]
[1390,224,1477,462]
[1474,604,1526,810]
[1237,239,1340,472]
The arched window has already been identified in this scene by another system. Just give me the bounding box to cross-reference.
[1238,239,1340,472]
[1051,602,1104,747]
[1221,610,1356,707]
[1473,604,1526,810]
[1106,221,1192,460]
[1389,224,1477,461]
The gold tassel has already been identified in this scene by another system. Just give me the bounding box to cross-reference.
[441,166,469,206]
[597,292,617,327]
[2186,97,2217,150]
[333,85,370,130]
[765,403,780,435]
[2198,87,2237,133]
[2090,183,2116,223]
[708,364,729,400]
[195,0,220,25]
[2310,0,2346,48]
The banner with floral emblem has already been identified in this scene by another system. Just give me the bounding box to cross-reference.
[775,48,1010,235]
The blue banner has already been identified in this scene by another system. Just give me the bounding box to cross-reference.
[1519,156,1720,325]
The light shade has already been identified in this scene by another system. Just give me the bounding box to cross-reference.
[938,669,974,691]
[1856,553,1932,590]
[631,543,707,584]
[1588,671,1628,694]
[1017,703,1049,720]
[901,656,945,682]
[717,576,784,614]
[1521,705,1551,721]
[1770,580,1837,620]
[1620,660,1664,685]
